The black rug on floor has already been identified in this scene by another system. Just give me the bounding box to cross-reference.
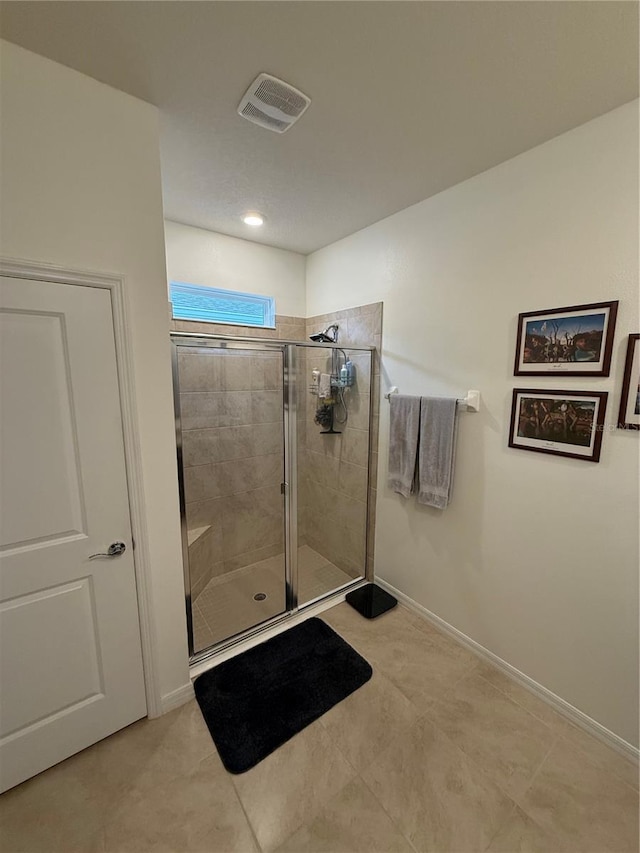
[346,583,398,619]
[194,617,372,774]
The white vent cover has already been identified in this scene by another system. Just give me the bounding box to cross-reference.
[237,73,311,133]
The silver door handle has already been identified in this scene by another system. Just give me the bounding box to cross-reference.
[89,542,126,559]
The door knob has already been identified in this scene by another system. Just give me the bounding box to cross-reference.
[89,542,126,559]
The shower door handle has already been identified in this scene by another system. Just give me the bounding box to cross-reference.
[89,541,127,560]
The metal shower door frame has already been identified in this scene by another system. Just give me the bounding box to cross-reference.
[171,332,374,665]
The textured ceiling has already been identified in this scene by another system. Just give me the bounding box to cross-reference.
[1,1,637,254]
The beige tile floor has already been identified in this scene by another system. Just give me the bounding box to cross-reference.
[1,602,638,853]
[192,546,356,651]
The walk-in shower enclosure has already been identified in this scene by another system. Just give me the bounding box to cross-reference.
[171,333,374,661]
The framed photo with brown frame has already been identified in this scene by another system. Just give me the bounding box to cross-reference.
[509,389,608,463]
[514,301,618,376]
[617,334,640,430]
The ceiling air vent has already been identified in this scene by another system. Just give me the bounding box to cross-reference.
[237,73,311,133]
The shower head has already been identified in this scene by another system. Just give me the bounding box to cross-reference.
[309,323,339,343]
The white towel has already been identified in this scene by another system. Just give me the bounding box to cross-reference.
[417,396,458,509]
[318,373,332,399]
[388,395,421,497]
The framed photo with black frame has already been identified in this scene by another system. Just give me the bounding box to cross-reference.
[509,389,608,463]
[514,301,618,376]
[617,334,640,430]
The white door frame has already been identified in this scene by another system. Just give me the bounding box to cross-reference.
[0,256,162,717]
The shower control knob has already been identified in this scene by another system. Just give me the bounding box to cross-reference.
[89,541,127,559]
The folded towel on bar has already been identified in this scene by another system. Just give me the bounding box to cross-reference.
[417,396,458,509]
[318,373,332,399]
[388,395,421,497]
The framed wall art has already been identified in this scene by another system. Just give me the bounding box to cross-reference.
[617,334,640,430]
[509,389,608,463]
[514,301,618,376]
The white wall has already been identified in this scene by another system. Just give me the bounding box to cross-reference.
[0,42,189,707]
[306,102,640,746]
[165,220,306,317]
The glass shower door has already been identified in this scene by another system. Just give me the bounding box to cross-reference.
[174,341,287,654]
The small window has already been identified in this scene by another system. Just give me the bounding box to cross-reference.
[170,282,276,328]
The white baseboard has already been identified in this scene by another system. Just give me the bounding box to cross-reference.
[376,577,639,765]
[158,682,195,715]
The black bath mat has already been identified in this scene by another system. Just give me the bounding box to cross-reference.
[346,583,398,619]
[194,617,372,774]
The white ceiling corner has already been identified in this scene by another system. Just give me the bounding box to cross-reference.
[1,1,637,254]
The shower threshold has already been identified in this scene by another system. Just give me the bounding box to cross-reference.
[189,577,366,678]
[191,546,360,655]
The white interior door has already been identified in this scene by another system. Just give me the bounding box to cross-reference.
[0,275,146,792]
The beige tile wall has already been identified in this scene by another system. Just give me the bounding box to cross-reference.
[173,314,306,598]
[169,314,306,341]
[177,342,293,596]
[188,525,222,600]
[301,303,382,579]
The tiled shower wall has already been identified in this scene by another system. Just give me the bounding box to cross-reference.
[301,303,382,578]
[177,347,286,598]
[171,314,305,599]
[169,314,306,342]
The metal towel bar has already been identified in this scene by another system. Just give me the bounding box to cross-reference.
[384,387,480,412]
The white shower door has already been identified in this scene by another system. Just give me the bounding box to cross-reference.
[0,275,146,792]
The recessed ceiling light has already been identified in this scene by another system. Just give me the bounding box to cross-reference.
[242,212,265,227]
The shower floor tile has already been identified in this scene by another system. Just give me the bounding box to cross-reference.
[193,547,357,652]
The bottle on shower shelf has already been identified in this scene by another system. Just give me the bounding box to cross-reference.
[338,360,354,387]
